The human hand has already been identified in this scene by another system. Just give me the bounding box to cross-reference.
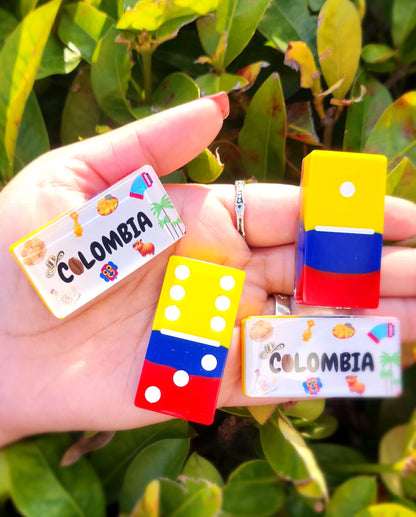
[1,93,415,447]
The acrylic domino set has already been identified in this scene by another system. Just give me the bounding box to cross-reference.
[10,149,402,424]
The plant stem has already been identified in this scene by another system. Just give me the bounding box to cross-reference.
[141,50,153,104]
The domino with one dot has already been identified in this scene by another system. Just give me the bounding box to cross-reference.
[135,256,245,425]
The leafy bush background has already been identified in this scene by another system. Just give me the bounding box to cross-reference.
[1,0,416,515]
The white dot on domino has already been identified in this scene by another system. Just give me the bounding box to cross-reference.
[170,285,185,301]
[201,354,217,371]
[220,275,235,291]
[215,295,231,311]
[145,386,161,403]
[211,316,226,332]
[173,370,189,387]
[175,264,190,280]
[165,305,180,321]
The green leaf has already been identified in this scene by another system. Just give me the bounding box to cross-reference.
[392,0,416,48]
[132,72,200,119]
[283,399,325,421]
[238,72,286,181]
[129,479,160,517]
[299,415,338,440]
[343,76,392,152]
[364,91,416,170]
[3,433,105,517]
[0,8,18,49]
[261,413,328,501]
[258,0,318,55]
[222,460,284,517]
[389,157,416,203]
[0,0,61,180]
[159,478,222,517]
[196,72,248,96]
[16,0,38,18]
[117,0,218,31]
[61,65,102,145]
[355,503,416,517]
[182,453,224,487]
[317,0,362,99]
[0,450,9,505]
[90,420,189,504]
[14,90,49,172]
[57,2,114,64]
[120,438,190,514]
[324,476,377,517]
[91,25,135,125]
[37,33,81,79]
[186,148,224,183]
[197,0,270,72]
[361,43,396,64]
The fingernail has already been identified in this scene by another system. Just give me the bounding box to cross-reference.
[204,91,230,119]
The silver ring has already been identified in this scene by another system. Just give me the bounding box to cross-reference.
[272,294,291,315]
[235,180,246,239]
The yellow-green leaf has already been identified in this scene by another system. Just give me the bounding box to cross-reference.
[248,405,277,425]
[355,503,416,517]
[0,0,61,179]
[317,0,362,99]
[186,148,224,183]
[118,0,218,31]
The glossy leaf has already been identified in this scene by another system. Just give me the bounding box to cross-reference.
[159,477,222,517]
[361,44,396,64]
[355,503,416,517]
[0,0,60,179]
[91,25,135,125]
[90,421,188,505]
[17,0,38,18]
[258,0,318,55]
[132,72,199,119]
[392,0,416,48]
[324,476,377,517]
[248,404,277,425]
[0,8,18,48]
[343,76,392,152]
[186,148,224,183]
[182,453,224,487]
[57,2,114,64]
[299,415,338,440]
[261,414,328,500]
[37,34,81,79]
[14,90,49,172]
[389,157,416,203]
[3,433,105,517]
[364,92,416,170]
[283,400,325,421]
[61,65,101,145]
[197,0,270,72]
[222,460,284,516]
[196,72,248,96]
[238,72,286,181]
[311,443,367,486]
[119,438,190,514]
[117,0,217,31]
[317,0,362,99]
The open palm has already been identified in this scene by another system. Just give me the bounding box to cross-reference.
[1,94,415,446]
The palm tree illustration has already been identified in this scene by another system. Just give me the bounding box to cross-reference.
[380,352,400,393]
[151,195,184,238]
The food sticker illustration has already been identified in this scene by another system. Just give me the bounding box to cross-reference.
[10,165,186,318]
[21,238,46,266]
[303,377,322,395]
[46,250,65,278]
[70,211,83,237]
[242,315,401,398]
[332,322,355,339]
[302,320,315,341]
[133,239,155,256]
[346,375,365,395]
[97,194,119,215]
[100,262,118,282]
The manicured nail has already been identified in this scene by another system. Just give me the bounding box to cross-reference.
[205,91,230,119]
